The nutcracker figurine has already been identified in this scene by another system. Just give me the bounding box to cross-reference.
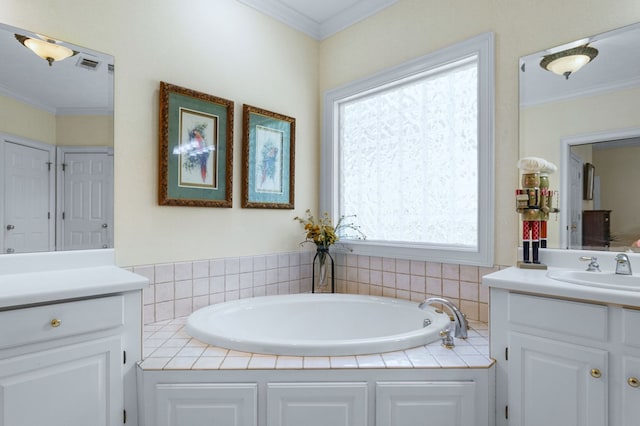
[516,157,559,268]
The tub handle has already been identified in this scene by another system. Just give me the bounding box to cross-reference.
[439,329,455,348]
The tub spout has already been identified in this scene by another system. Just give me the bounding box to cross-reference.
[419,297,468,344]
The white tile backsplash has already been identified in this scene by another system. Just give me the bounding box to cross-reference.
[133,250,498,324]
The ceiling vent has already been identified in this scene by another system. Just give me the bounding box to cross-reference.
[76,56,100,71]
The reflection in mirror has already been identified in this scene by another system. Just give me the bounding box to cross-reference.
[519,22,640,251]
[0,23,114,254]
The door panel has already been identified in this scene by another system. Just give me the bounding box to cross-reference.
[0,336,122,426]
[3,140,53,253]
[60,151,113,250]
[509,332,607,426]
[376,381,476,426]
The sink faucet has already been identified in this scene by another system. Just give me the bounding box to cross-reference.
[419,297,468,347]
[615,253,633,275]
[579,256,600,271]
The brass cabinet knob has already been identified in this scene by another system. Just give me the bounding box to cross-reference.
[629,377,640,388]
[590,368,602,378]
[50,318,61,328]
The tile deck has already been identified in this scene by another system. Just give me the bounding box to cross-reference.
[140,317,493,370]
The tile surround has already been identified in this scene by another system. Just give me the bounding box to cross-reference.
[129,251,500,325]
[140,317,492,370]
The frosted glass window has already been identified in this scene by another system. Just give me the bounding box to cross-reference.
[321,33,494,266]
[339,58,478,246]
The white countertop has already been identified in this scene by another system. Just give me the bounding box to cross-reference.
[0,250,148,308]
[483,265,640,307]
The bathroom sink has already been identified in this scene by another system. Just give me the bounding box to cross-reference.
[546,269,640,291]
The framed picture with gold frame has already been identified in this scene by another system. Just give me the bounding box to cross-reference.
[158,81,233,207]
[241,104,295,209]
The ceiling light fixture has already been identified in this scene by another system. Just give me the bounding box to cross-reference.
[540,44,598,80]
[15,34,78,66]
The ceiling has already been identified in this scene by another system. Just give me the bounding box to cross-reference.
[0,23,113,115]
[519,22,640,108]
[237,0,399,40]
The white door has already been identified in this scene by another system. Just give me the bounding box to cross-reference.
[2,138,54,254]
[509,332,607,426]
[58,148,113,250]
[568,152,583,249]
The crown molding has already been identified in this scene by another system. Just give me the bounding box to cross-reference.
[237,0,398,40]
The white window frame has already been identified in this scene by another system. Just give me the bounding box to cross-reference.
[320,32,494,266]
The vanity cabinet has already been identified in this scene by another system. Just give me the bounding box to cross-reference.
[140,370,493,426]
[0,291,142,426]
[489,288,640,426]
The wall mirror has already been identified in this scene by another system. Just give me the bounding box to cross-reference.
[519,21,640,251]
[0,22,114,254]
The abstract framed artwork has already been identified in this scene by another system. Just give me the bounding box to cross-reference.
[158,81,233,207]
[241,104,295,209]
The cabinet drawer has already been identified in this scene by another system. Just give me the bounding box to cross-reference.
[0,295,124,349]
[622,308,640,348]
[508,292,608,340]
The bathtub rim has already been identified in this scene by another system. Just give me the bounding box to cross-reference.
[185,293,452,356]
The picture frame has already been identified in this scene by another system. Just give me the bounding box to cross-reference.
[583,162,595,200]
[158,81,233,207]
[241,104,295,209]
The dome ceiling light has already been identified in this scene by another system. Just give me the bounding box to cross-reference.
[540,44,599,80]
[15,34,78,66]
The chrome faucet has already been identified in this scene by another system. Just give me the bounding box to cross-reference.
[579,256,600,272]
[615,253,632,275]
[419,297,468,347]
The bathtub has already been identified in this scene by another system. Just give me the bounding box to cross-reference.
[185,293,452,356]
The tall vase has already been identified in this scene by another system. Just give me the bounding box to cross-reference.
[312,245,335,293]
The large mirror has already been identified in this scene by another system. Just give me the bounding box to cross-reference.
[0,23,114,254]
[519,22,640,251]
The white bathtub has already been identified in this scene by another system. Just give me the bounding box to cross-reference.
[186,293,452,356]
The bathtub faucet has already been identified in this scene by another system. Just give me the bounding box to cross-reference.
[419,297,468,347]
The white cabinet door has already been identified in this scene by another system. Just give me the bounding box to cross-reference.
[267,382,368,426]
[622,356,640,426]
[0,336,122,426]
[509,332,607,426]
[154,383,257,426]
[376,381,477,426]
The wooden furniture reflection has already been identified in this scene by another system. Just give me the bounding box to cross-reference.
[582,210,611,250]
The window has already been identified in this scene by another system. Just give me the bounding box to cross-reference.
[321,33,494,266]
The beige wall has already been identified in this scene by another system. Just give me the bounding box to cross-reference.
[0,95,56,144]
[0,95,112,146]
[594,146,640,244]
[3,0,319,266]
[319,0,640,266]
[56,115,113,146]
[4,0,640,267]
